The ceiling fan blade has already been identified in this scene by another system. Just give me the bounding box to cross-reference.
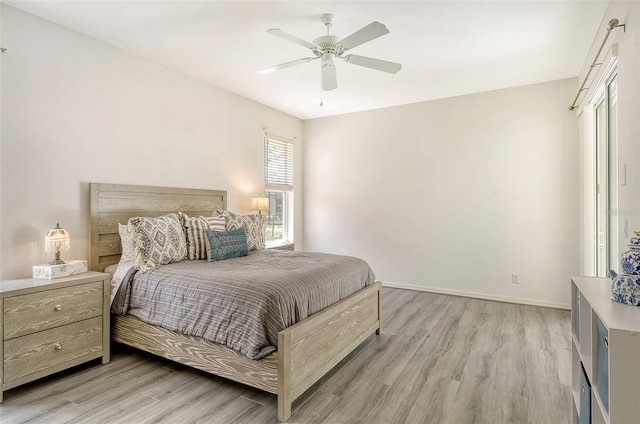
[258,57,316,74]
[338,21,389,51]
[343,54,402,74]
[267,28,320,51]
[322,54,337,91]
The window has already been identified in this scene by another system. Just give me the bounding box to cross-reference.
[264,133,294,246]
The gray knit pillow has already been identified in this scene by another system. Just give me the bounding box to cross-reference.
[206,228,249,261]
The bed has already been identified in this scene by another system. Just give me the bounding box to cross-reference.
[89,183,382,421]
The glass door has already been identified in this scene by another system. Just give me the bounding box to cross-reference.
[594,74,618,277]
[607,77,618,274]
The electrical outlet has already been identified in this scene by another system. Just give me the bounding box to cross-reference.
[512,273,519,284]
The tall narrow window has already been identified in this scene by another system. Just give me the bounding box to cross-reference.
[264,133,294,246]
[594,72,618,277]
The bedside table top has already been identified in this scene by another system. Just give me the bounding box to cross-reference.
[0,271,110,296]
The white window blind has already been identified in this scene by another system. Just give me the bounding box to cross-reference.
[264,133,294,192]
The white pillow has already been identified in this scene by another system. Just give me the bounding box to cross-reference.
[109,224,139,305]
[118,223,138,263]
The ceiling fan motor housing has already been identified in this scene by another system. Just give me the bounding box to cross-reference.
[312,35,345,56]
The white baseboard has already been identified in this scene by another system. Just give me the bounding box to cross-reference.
[381,281,570,310]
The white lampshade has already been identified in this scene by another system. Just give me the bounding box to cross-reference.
[45,223,70,265]
[250,196,269,212]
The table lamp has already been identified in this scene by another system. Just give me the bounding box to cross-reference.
[250,196,269,215]
[45,223,70,265]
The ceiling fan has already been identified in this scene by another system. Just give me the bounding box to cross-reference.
[259,13,402,92]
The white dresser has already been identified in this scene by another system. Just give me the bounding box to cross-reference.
[571,276,640,424]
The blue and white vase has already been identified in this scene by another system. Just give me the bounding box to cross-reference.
[610,234,640,306]
[609,270,640,306]
[621,246,640,275]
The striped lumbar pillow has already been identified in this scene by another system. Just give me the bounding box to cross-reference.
[181,213,226,260]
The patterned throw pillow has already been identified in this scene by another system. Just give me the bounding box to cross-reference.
[205,228,249,261]
[180,213,226,260]
[213,210,265,251]
[128,213,188,272]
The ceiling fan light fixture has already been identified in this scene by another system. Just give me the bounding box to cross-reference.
[322,52,335,65]
[321,52,337,91]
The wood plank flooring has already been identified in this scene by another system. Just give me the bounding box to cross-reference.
[0,287,571,423]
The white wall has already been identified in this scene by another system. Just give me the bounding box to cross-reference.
[303,78,579,307]
[577,1,640,275]
[0,5,303,279]
[0,4,4,281]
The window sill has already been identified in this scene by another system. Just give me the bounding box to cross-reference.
[266,242,295,251]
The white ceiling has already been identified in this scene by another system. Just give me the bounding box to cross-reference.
[4,1,609,120]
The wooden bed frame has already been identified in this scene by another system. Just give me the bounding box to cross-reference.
[89,183,382,421]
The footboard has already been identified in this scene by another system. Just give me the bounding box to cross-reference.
[277,281,382,421]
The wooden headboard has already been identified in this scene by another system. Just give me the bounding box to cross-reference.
[90,183,227,272]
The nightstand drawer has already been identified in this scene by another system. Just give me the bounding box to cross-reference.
[3,281,103,339]
[3,317,103,383]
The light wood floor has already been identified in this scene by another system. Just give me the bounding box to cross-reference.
[0,287,571,424]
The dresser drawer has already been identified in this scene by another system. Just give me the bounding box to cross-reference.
[3,317,103,383]
[3,281,103,339]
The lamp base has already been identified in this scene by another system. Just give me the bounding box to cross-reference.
[33,260,88,279]
[49,250,65,265]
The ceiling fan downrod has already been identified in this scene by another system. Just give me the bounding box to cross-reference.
[321,13,334,35]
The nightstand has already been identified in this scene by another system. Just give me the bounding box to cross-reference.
[0,271,110,402]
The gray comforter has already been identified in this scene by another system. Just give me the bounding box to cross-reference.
[113,249,375,360]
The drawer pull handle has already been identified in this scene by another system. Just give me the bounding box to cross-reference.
[54,304,62,311]
[604,336,609,348]
[55,343,62,350]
